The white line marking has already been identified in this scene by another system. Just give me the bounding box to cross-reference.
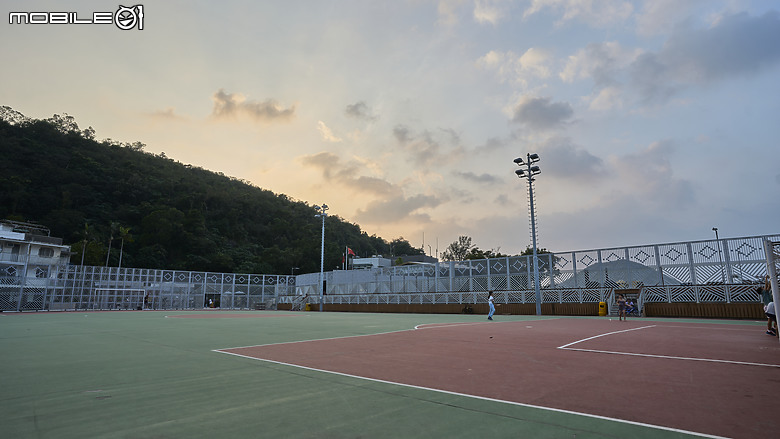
[414,318,560,331]
[558,324,780,368]
[220,319,558,350]
[216,327,419,350]
[559,347,780,368]
[213,349,728,439]
[558,325,657,349]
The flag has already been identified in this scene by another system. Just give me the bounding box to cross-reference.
[347,247,355,256]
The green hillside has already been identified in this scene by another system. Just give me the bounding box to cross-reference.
[0,107,421,274]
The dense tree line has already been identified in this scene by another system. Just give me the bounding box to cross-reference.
[0,107,422,274]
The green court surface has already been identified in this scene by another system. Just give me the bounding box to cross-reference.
[0,311,758,438]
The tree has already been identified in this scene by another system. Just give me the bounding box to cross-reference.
[105,221,119,267]
[465,247,508,260]
[1,106,426,274]
[117,226,132,270]
[389,237,423,256]
[0,105,31,125]
[441,236,474,261]
[79,222,93,266]
[46,113,80,135]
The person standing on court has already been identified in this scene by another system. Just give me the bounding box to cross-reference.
[765,301,777,337]
[487,291,495,321]
[617,294,627,321]
[760,275,774,335]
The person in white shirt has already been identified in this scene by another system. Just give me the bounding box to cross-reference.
[488,291,495,321]
[765,302,777,337]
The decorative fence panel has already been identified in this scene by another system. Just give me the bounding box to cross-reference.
[287,234,779,309]
[0,265,294,312]
[2,235,778,312]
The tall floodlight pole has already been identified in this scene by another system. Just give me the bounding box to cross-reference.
[314,204,329,312]
[515,154,542,316]
[712,227,726,284]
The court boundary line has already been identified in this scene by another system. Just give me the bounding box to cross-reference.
[218,318,552,350]
[213,348,727,439]
[558,324,780,368]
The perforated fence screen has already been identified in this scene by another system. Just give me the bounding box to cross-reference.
[1,234,778,312]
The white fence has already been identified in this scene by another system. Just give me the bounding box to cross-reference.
[0,265,295,311]
[288,234,779,307]
[1,234,777,312]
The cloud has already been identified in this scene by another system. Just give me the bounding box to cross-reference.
[452,171,501,184]
[355,193,443,223]
[475,136,507,153]
[392,124,464,167]
[300,151,397,197]
[393,125,412,144]
[317,121,342,142]
[634,0,698,37]
[559,41,642,110]
[523,0,633,28]
[149,107,187,121]
[629,53,679,104]
[211,89,295,122]
[477,48,552,87]
[534,137,605,181]
[630,11,780,103]
[560,41,639,86]
[494,193,510,206]
[556,12,780,107]
[587,86,623,110]
[663,11,780,81]
[345,101,378,121]
[301,150,446,225]
[300,151,342,178]
[436,0,463,27]
[511,95,574,131]
[608,140,695,208]
[473,0,507,25]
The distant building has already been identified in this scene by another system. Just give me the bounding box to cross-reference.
[352,256,392,270]
[0,220,71,280]
[395,254,438,265]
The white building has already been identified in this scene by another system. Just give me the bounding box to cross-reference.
[0,220,71,279]
[352,256,392,270]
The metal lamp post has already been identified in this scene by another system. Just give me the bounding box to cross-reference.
[712,227,726,284]
[314,204,329,312]
[515,153,542,316]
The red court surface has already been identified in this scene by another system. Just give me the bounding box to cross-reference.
[218,319,780,439]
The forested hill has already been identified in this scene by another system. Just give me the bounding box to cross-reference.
[0,107,421,273]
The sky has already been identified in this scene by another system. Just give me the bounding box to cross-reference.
[2,0,779,257]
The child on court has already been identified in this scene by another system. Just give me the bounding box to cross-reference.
[617,294,627,321]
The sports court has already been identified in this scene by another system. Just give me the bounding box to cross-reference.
[2,310,777,438]
[217,318,779,439]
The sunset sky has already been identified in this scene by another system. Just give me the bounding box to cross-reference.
[2,0,779,256]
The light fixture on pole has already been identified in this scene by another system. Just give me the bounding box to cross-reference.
[712,227,726,284]
[314,204,329,312]
[515,153,542,316]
